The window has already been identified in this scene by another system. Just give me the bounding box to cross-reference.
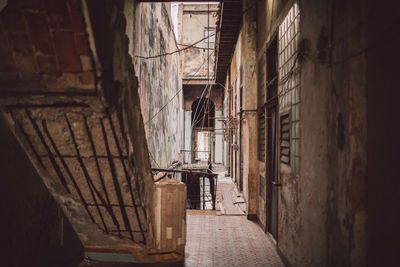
[204,29,215,43]
[258,110,266,161]
[278,4,300,174]
[280,113,290,164]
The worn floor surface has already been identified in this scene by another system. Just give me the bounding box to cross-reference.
[185,214,284,267]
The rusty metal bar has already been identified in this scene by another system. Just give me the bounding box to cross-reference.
[108,230,147,233]
[48,155,128,159]
[86,203,141,208]
[83,115,122,235]
[116,109,147,221]
[152,168,217,177]
[160,168,216,210]
[64,115,108,233]
[201,177,204,210]
[25,108,71,193]
[107,113,146,243]
[41,119,97,224]
[100,117,135,241]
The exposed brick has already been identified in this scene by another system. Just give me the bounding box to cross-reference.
[68,0,85,32]
[0,24,17,74]
[53,31,81,72]
[33,38,54,55]
[8,33,33,55]
[36,55,59,75]
[19,0,46,11]
[0,9,26,32]
[24,12,49,39]
[24,12,54,55]
[45,0,72,30]
[0,25,10,51]
[13,52,37,76]
[74,32,88,55]
[0,52,17,73]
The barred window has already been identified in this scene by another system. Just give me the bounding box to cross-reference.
[258,110,266,161]
[280,113,290,164]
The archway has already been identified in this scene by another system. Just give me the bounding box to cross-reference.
[191,98,215,161]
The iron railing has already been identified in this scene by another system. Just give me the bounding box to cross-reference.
[151,168,217,210]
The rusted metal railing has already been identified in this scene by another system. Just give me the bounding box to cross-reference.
[151,168,217,210]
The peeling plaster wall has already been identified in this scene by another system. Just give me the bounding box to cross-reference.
[134,2,183,168]
[225,0,259,218]
[253,0,368,266]
[179,4,219,80]
[226,30,242,187]
[0,0,96,93]
[0,0,157,256]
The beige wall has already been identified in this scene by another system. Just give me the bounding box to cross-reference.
[225,0,369,265]
[133,2,183,168]
[179,4,219,80]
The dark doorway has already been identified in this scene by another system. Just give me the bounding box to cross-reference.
[191,97,215,161]
[266,35,279,240]
[191,97,215,128]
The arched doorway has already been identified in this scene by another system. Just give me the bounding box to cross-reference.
[191,98,215,161]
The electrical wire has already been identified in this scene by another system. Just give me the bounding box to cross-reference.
[183,50,215,78]
[144,49,216,126]
[149,150,161,168]
[135,31,217,60]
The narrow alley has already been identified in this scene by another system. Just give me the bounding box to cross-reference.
[184,167,283,267]
[0,0,399,267]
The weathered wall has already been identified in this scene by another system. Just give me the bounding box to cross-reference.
[134,2,183,168]
[225,0,259,218]
[0,0,185,262]
[133,3,183,170]
[0,0,96,94]
[179,4,218,80]
[241,0,259,219]
[0,0,157,258]
[226,30,241,185]
[183,84,223,111]
[253,0,368,266]
[0,115,83,267]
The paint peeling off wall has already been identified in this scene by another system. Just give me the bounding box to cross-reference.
[134,2,183,168]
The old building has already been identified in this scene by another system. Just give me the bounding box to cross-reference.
[215,0,400,266]
[178,3,225,166]
[0,0,399,266]
[134,2,183,169]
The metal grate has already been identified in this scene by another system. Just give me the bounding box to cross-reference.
[152,168,217,210]
[278,4,300,174]
[280,113,290,164]
[258,110,266,161]
[8,105,148,244]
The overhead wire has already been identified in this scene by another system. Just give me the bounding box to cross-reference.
[145,49,216,126]
[143,31,216,167]
[134,31,217,60]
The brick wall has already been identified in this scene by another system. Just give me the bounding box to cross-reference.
[0,0,95,92]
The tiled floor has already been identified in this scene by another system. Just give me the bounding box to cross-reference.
[185,214,284,267]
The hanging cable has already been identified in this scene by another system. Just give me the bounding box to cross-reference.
[149,150,161,168]
[135,31,217,60]
[145,49,216,126]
